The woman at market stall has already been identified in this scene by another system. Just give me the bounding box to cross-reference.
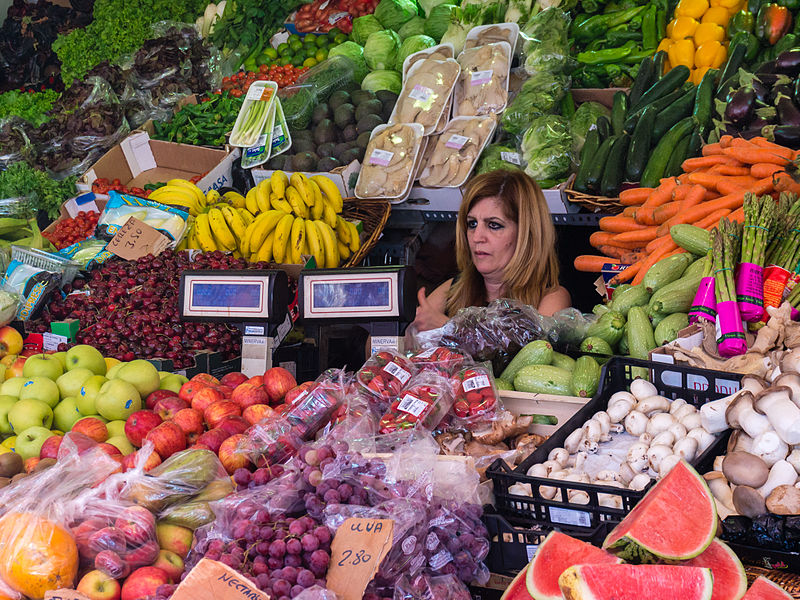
[413,170,571,331]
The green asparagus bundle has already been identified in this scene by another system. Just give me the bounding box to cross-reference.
[741,193,775,266]
[714,219,748,356]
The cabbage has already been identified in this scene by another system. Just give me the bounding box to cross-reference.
[570,101,610,155]
[440,18,471,54]
[374,0,418,30]
[419,0,450,16]
[521,115,572,184]
[364,29,401,71]
[395,34,436,70]
[398,15,426,39]
[361,70,403,94]
[328,42,369,83]
[423,4,455,42]
[476,144,524,175]
[352,15,383,45]
[501,72,570,135]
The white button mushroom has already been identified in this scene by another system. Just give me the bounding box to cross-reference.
[607,400,635,424]
[758,460,798,499]
[646,413,676,436]
[627,442,650,473]
[630,379,658,401]
[659,454,682,477]
[526,463,548,478]
[608,391,637,406]
[647,444,673,472]
[686,427,716,454]
[680,412,703,432]
[673,437,699,462]
[564,428,585,454]
[651,430,676,448]
[638,432,653,447]
[629,473,652,490]
[669,398,688,415]
[751,430,790,467]
[624,411,649,436]
[635,395,671,416]
[667,422,688,441]
[547,448,570,467]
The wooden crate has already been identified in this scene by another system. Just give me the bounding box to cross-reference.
[499,391,590,436]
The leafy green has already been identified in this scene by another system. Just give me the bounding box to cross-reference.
[521,115,572,183]
[476,144,524,174]
[352,15,384,45]
[373,0,418,30]
[501,72,570,135]
[329,42,370,83]
[398,15,426,39]
[0,163,78,220]
[419,0,450,16]
[361,70,403,94]
[210,0,305,59]
[395,35,436,70]
[570,101,610,155]
[505,0,533,23]
[521,7,573,75]
[0,90,59,127]
[424,4,455,42]
[364,30,401,71]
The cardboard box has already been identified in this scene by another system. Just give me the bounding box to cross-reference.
[251,160,360,199]
[649,323,705,365]
[43,198,108,238]
[80,131,240,197]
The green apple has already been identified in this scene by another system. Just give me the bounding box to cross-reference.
[8,398,53,432]
[19,377,60,408]
[15,426,55,460]
[106,420,126,438]
[66,345,107,375]
[53,397,83,432]
[159,371,170,380]
[116,360,160,399]
[22,354,64,381]
[160,373,189,394]
[106,435,135,455]
[95,379,142,421]
[51,352,67,370]
[76,375,107,416]
[0,395,17,434]
[0,377,26,398]
[106,362,126,379]
[56,368,93,400]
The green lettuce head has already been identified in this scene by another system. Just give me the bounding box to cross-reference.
[328,42,369,83]
[374,0,418,30]
[398,15,426,39]
[364,29,402,71]
[361,70,403,94]
[570,101,611,155]
[521,114,572,183]
[395,34,436,70]
[352,15,383,45]
[424,4,456,42]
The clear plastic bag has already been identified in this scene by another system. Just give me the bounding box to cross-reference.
[52,76,119,113]
[2,259,62,321]
[450,363,500,429]
[519,7,574,75]
[295,587,341,600]
[0,284,22,327]
[422,499,490,584]
[357,350,418,404]
[501,71,571,136]
[377,371,455,435]
[454,42,511,117]
[0,117,33,168]
[394,573,472,600]
[96,190,189,243]
[408,346,469,377]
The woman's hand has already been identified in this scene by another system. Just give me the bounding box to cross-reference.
[412,287,450,332]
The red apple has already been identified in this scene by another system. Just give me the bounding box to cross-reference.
[60,431,99,458]
[216,384,234,398]
[89,526,127,555]
[189,442,210,451]
[72,517,107,546]
[196,428,229,453]
[285,381,316,406]
[190,386,223,413]
[178,381,207,404]
[39,434,63,460]
[218,433,250,474]
[73,417,110,443]
[124,540,160,568]
[154,396,189,421]
[152,549,184,581]
[242,403,274,425]
[247,375,263,386]
[124,410,162,447]
[144,422,186,459]
[77,569,122,600]
[145,389,178,410]
[97,442,122,456]
[216,415,249,437]
[186,432,200,445]
[115,505,156,547]
[121,566,170,600]
[263,367,297,404]
[155,522,193,558]
[230,382,269,409]
[172,408,204,436]
[121,448,162,472]
[204,400,241,428]
[108,454,124,474]
[23,457,40,473]
[191,373,220,386]
[94,549,130,580]
[220,372,248,388]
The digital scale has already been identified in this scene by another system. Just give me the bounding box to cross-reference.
[179,270,290,376]
[298,266,416,370]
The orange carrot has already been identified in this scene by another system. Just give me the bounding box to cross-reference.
[728,206,746,224]
[719,135,734,148]
[574,255,619,272]
[672,185,691,202]
[590,231,643,250]
[730,137,757,149]
[622,206,638,218]
[708,165,750,176]
[598,216,649,233]
[750,163,784,178]
[704,189,720,200]
[653,202,681,224]
[716,176,758,195]
[682,155,740,171]
[701,142,724,156]
[681,185,707,210]
[695,208,731,230]
[722,146,792,166]
[619,187,654,206]
[597,246,646,263]
[774,172,800,195]
[632,240,678,285]
[612,227,660,244]
[670,177,774,225]
[677,173,692,184]
[641,179,678,209]
[750,137,795,161]
[687,171,723,190]
[608,261,642,285]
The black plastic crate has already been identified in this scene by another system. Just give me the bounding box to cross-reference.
[487,356,742,532]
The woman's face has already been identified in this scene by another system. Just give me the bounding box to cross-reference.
[465,196,518,281]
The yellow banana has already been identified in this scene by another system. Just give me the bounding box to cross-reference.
[187,226,201,250]
[150,186,199,211]
[270,194,293,214]
[346,219,361,252]
[317,220,339,268]
[272,213,294,263]
[289,217,306,264]
[311,174,343,213]
[194,213,217,252]
[205,188,222,207]
[335,216,351,246]
[309,179,324,220]
[270,170,288,199]
[302,236,310,257]
[208,207,237,251]
[167,179,205,205]
[290,172,313,206]
[338,240,351,261]
[255,180,271,213]
[247,210,286,256]
[253,230,275,263]
[150,194,198,216]
[304,220,325,268]
[221,205,247,252]
[322,199,337,229]
[245,187,261,214]
[286,186,309,219]
[223,191,246,209]
[238,208,254,227]
[176,234,189,251]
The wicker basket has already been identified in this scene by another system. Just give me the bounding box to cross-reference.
[341,198,391,267]
[563,174,625,214]
[746,566,800,598]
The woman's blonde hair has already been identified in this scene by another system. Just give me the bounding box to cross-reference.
[445,170,560,315]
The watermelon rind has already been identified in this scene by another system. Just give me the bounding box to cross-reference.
[684,539,747,600]
[742,577,794,600]
[603,461,717,561]
[558,564,714,600]
[500,564,533,600]
[525,531,621,600]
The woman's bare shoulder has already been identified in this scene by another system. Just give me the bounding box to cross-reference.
[538,285,571,316]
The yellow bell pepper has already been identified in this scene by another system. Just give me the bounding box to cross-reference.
[670,16,700,39]
[657,37,674,54]
[694,22,725,45]
[693,65,711,84]
[668,38,696,68]
[717,0,739,9]
[695,40,727,67]
[675,0,710,19]
[701,6,730,25]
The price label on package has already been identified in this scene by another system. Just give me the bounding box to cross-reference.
[369,148,394,167]
[500,151,521,165]
[107,216,170,261]
[397,393,428,417]
[470,70,493,86]
[327,518,394,600]
[445,134,470,150]
[246,85,274,102]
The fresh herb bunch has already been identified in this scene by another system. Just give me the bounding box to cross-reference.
[0,163,78,220]
[0,90,59,126]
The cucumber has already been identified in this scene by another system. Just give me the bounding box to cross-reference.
[550,352,577,371]
[585,310,626,347]
[640,117,695,187]
[686,128,703,162]
[629,57,656,107]
[618,322,629,354]
[683,255,709,279]
[717,43,746,94]
[652,49,667,78]
[654,312,690,345]
[609,283,651,316]
[629,64,690,114]
[626,105,656,182]
[574,128,601,192]
[642,252,694,294]
[611,91,629,136]
[693,67,716,136]
[664,130,693,178]
[652,88,695,140]
[671,224,711,255]
[514,365,574,396]
[600,134,630,197]
[624,88,685,133]
[495,378,514,391]
[647,271,704,318]
[650,311,667,328]
[571,356,602,398]
[499,339,554,382]
[596,116,611,140]
[580,336,614,361]
[627,305,657,359]
[585,136,614,193]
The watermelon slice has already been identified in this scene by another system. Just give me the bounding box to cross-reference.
[603,460,716,561]
[500,566,534,600]
[684,539,747,600]
[742,577,794,599]
[525,531,621,600]
[558,564,713,600]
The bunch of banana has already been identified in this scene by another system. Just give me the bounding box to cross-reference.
[149,179,208,216]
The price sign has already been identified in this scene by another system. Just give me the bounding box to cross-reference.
[107,217,170,261]
[326,518,394,600]
[171,558,269,600]
[45,591,91,600]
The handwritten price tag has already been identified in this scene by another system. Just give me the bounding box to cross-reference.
[107,216,170,261]
[171,558,269,600]
[45,590,91,600]
[326,518,394,600]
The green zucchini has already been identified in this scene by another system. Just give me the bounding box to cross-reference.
[642,252,694,294]
[683,255,709,279]
[550,352,577,371]
[640,117,695,187]
[629,57,656,107]
[514,365,573,396]
[670,224,711,255]
[580,336,614,361]
[609,283,651,316]
[629,64,690,114]
[618,322,629,354]
[585,136,615,193]
[571,356,602,398]
[654,312,690,345]
[499,340,554,382]
[600,134,630,197]
[596,116,611,140]
[664,132,693,178]
[624,88,685,133]
[626,105,656,182]
[717,43,746,94]
[652,49,667,79]
[693,68,717,136]
[627,305,657,359]
[575,128,601,192]
[611,91,629,137]
[592,303,610,316]
[686,127,703,160]
[652,88,695,140]
[647,271,704,318]
[585,310,627,347]
[495,378,514,391]
[650,312,667,328]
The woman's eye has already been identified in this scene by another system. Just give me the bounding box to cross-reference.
[488,221,503,230]
[466,219,477,229]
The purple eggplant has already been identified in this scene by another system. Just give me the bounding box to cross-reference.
[752,79,770,103]
[756,73,785,86]
[776,92,800,127]
[726,87,757,125]
[739,128,763,139]
[776,50,800,77]
[750,116,774,129]
[770,84,794,104]
[757,60,777,74]
[763,125,800,148]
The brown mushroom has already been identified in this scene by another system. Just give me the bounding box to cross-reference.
[725,391,755,429]
[754,386,800,445]
[722,451,770,487]
[766,484,800,515]
[741,375,768,395]
[732,485,768,518]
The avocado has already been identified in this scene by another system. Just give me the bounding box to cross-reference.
[292,151,318,172]
[376,90,399,106]
[313,118,336,144]
[340,147,363,165]
[356,114,383,135]
[356,131,372,149]
[266,154,288,170]
[292,128,313,141]
[355,99,383,122]
[333,142,351,159]
[318,156,342,172]
[381,101,395,123]
[311,103,331,125]
[351,89,377,106]
[293,138,316,154]
[333,103,355,129]
[318,142,337,158]
[328,90,351,111]
[341,123,358,142]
